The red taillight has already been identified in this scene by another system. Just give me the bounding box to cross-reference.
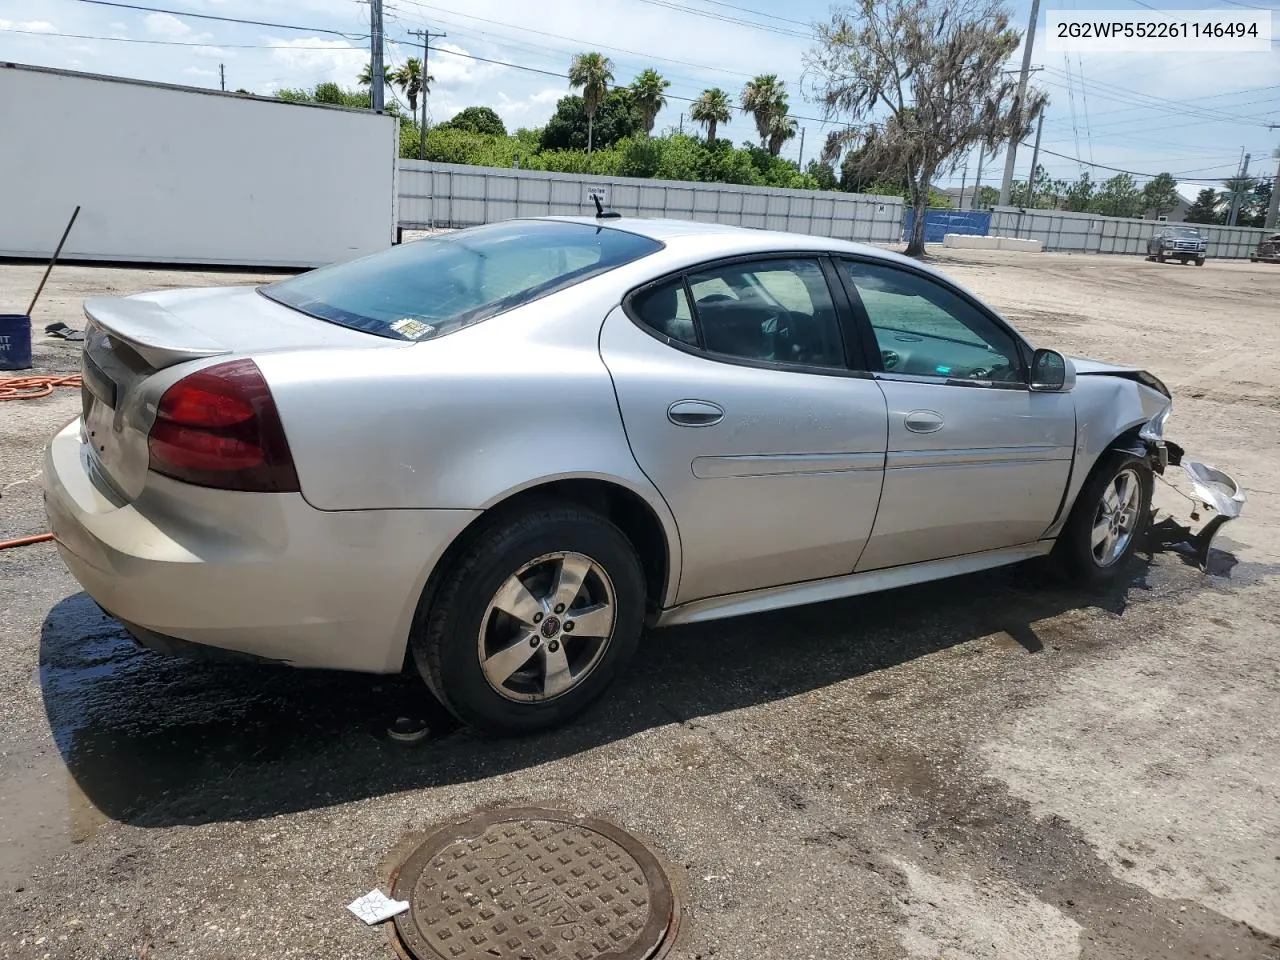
[148,359,300,493]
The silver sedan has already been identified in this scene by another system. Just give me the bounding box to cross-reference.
[43,216,1244,733]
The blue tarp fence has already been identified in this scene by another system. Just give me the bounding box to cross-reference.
[903,209,992,244]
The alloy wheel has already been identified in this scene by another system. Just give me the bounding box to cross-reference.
[477,551,617,702]
[1090,467,1142,567]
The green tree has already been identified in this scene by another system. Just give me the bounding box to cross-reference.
[1141,172,1180,219]
[690,87,732,143]
[539,89,639,152]
[357,61,392,92]
[807,160,839,190]
[439,106,507,136]
[1063,172,1094,212]
[808,0,1044,256]
[1220,175,1260,225]
[630,68,671,136]
[973,185,1000,208]
[389,58,430,117]
[766,110,798,157]
[740,74,788,148]
[568,52,614,153]
[1090,173,1142,217]
[1242,179,1272,228]
[1183,187,1221,224]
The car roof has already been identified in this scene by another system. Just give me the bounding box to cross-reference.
[539,214,926,271]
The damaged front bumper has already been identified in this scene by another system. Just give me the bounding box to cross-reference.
[1146,439,1247,568]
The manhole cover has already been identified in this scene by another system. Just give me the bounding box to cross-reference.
[391,807,679,960]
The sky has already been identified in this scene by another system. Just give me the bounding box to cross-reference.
[2,0,1278,202]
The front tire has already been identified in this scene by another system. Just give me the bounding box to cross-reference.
[412,505,646,735]
[1055,451,1153,587]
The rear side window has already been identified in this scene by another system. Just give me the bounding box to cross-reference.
[631,281,697,347]
[261,220,662,341]
[632,258,846,369]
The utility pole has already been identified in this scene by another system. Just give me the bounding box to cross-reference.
[369,0,385,113]
[1267,164,1280,230]
[1227,152,1251,227]
[1265,137,1279,229]
[798,127,806,169]
[1024,110,1044,208]
[679,113,684,134]
[958,160,969,211]
[219,63,225,92]
[999,0,1042,205]
[408,28,443,160]
[971,143,985,211]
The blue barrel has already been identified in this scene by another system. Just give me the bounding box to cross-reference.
[0,315,33,371]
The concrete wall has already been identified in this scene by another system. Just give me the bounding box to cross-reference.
[0,64,399,268]
[988,207,1266,260]
[398,160,904,244]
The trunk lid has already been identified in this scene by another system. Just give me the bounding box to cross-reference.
[80,286,401,501]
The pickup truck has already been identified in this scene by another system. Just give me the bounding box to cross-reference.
[1147,226,1207,266]
[1249,233,1280,263]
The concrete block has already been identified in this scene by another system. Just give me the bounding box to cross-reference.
[995,237,1043,253]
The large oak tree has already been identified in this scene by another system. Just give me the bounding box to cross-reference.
[807,0,1044,256]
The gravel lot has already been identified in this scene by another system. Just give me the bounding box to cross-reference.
[1,250,1278,960]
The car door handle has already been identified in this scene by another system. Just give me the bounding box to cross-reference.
[668,400,724,427]
[905,409,944,434]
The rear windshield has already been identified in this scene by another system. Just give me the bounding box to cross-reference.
[260,220,662,341]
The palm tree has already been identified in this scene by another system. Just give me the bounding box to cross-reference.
[690,87,731,143]
[630,68,670,136]
[568,52,614,153]
[766,111,798,157]
[389,58,432,117]
[740,74,788,148]
[357,61,394,91]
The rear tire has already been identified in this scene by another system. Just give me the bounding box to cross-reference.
[1054,451,1153,587]
[411,506,646,735]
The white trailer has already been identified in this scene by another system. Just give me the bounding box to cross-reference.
[0,63,398,268]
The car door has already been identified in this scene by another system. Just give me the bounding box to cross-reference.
[833,258,1075,572]
[599,255,888,604]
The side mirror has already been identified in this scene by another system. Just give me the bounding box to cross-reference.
[1030,349,1076,393]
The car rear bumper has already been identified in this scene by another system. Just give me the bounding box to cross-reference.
[43,419,479,673]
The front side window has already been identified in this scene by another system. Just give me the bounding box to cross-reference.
[686,259,845,368]
[262,220,662,341]
[838,260,1022,382]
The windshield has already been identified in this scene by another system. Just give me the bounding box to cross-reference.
[261,220,662,341]
[1169,227,1202,238]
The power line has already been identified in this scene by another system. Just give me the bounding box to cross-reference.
[681,0,813,28]
[389,0,766,82]
[65,0,370,38]
[627,0,810,38]
[1026,142,1249,182]
[0,27,364,50]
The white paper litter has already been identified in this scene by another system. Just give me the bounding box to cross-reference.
[347,889,409,925]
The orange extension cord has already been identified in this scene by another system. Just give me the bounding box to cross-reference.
[0,374,82,401]
[0,375,81,548]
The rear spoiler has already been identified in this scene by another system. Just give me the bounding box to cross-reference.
[84,297,230,370]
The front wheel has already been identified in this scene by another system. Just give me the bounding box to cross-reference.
[412,505,646,735]
[1054,451,1153,587]
[1195,258,1205,267]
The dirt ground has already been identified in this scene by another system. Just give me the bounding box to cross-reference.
[1,250,1278,960]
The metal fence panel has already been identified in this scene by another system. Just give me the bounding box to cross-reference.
[397,159,906,244]
[988,207,1266,259]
